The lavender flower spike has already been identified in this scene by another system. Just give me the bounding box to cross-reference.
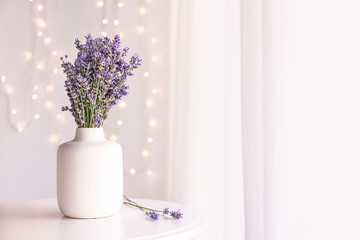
[163,207,170,215]
[170,209,183,219]
[146,211,160,221]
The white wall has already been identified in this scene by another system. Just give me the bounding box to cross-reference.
[0,0,170,202]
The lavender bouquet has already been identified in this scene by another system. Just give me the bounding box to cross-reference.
[60,34,142,127]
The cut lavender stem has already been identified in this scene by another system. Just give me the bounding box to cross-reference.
[123,195,184,221]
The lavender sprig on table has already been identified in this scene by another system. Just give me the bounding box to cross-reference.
[123,195,184,221]
[60,34,142,127]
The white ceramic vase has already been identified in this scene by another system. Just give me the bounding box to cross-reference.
[57,128,123,219]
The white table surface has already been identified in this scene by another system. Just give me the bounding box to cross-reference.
[0,198,205,240]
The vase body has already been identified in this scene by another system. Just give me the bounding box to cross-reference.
[57,128,123,218]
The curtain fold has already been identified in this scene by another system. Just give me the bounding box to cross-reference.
[168,0,244,239]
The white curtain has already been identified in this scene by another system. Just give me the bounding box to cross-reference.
[167,0,244,239]
[242,0,360,240]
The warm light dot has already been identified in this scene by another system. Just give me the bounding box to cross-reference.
[56,113,64,122]
[37,4,44,11]
[11,109,16,115]
[52,50,58,56]
[143,72,150,78]
[49,134,59,144]
[34,114,40,119]
[151,56,157,62]
[32,94,38,100]
[37,19,46,28]
[45,101,54,110]
[118,2,124,7]
[136,26,145,34]
[6,86,14,94]
[17,125,23,133]
[113,19,119,25]
[97,1,104,7]
[102,19,108,24]
[1,76,6,82]
[44,37,51,44]
[33,85,39,90]
[139,7,146,14]
[116,33,125,39]
[36,63,44,70]
[37,31,43,37]
[142,150,150,158]
[25,52,32,60]
[151,38,157,43]
[147,170,153,177]
[130,168,136,175]
[146,100,153,107]
[147,137,153,143]
[119,101,126,108]
[117,120,123,126]
[53,68,59,74]
[46,84,54,92]
[149,119,157,127]
[29,0,34,2]
[110,135,118,142]
[101,31,107,37]
[152,88,158,94]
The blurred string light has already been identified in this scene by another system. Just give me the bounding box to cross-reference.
[0,0,60,137]
[37,4,44,11]
[97,1,104,8]
[1,1,161,174]
[110,135,118,142]
[146,100,153,107]
[136,26,145,34]
[25,52,33,60]
[139,7,147,15]
[118,101,126,108]
[113,19,120,26]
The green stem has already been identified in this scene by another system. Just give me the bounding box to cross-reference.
[123,202,163,213]
[91,75,102,127]
[123,195,137,204]
[78,94,86,127]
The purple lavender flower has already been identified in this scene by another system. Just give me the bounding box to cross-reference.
[60,34,142,128]
[170,210,183,219]
[146,211,160,221]
[163,207,169,215]
[61,106,69,111]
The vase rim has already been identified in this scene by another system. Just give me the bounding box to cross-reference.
[74,128,105,141]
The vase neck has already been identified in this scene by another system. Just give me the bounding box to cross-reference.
[74,128,105,141]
